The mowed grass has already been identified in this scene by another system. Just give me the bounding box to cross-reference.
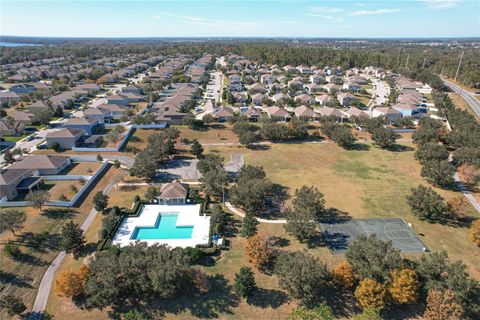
[0,166,121,318]
[449,92,480,121]
[205,142,480,278]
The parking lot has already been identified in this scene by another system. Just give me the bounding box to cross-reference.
[157,159,201,181]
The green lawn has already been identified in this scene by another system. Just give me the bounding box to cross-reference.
[2,133,30,142]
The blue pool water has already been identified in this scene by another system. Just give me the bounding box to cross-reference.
[131,214,193,240]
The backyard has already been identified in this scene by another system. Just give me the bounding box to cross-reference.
[0,166,121,319]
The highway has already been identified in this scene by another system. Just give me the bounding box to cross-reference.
[443,78,480,118]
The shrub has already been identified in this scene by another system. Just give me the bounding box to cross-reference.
[4,241,21,260]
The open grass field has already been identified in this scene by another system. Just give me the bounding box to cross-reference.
[45,180,84,201]
[0,166,121,319]
[205,141,480,279]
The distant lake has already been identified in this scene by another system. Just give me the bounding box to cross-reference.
[0,41,43,47]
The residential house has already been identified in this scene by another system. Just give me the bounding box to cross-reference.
[315,94,333,106]
[322,83,341,94]
[283,65,298,74]
[46,128,85,150]
[9,84,36,94]
[84,108,106,123]
[7,155,71,175]
[372,107,403,121]
[10,111,33,125]
[271,93,290,104]
[295,94,315,105]
[248,83,268,94]
[264,106,291,122]
[63,118,103,135]
[212,107,235,122]
[0,119,24,136]
[345,107,370,119]
[232,92,248,104]
[316,107,347,122]
[0,169,43,201]
[107,94,130,106]
[0,91,20,106]
[392,103,426,118]
[288,79,304,91]
[98,104,125,120]
[121,85,143,95]
[337,92,357,107]
[242,107,262,122]
[251,93,267,106]
[294,105,318,121]
[157,181,189,205]
[28,101,50,114]
[297,65,313,75]
[343,81,361,92]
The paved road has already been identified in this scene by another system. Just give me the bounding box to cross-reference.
[29,179,117,319]
[443,78,480,118]
[448,153,480,214]
[367,76,389,108]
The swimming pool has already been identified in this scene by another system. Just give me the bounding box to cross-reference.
[130,213,194,240]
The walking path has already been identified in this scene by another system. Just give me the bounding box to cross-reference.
[448,153,480,214]
[29,180,117,319]
[225,201,287,224]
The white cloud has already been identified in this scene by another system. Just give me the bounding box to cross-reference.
[349,9,402,16]
[423,0,460,10]
[310,6,345,14]
[305,13,344,22]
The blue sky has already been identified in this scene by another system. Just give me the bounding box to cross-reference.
[1,0,479,38]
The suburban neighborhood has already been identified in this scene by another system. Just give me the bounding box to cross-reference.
[0,2,479,319]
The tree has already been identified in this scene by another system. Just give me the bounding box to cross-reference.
[351,308,383,320]
[457,164,479,185]
[93,191,109,212]
[130,149,158,181]
[413,117,442,145]
[123,310,148,320]
[372,127,397,149]
[245,233,271,269]
[210,204,227,235]
[190,139,204,158]
[144,186,160,202]
[113,159,121,169]
[238,130,258,148]
[354,278,387,310]
[284,185,325,242]
[331,125,356,148]
[0,295,26,316]
[198,154,228,195]
[407,185,448,221]
[240,212,258,237]
[233,266,256,298]
[183,113,196,128]
[333,261,356,289]
[55,266,89,298]
[447,196,471,221]
[230,164,272,214]
[25,190,51,211]
[4,149,15,164]
[389,268,419,304]
[4,241,22,260]
[468,220,480,246]
[286,305,334,320]
[85,243,192,308]
[275,251,332,307]
[423,289,464,320]
[0,209,26,236]
[61,221,85,254]
[414,142,448,163]
[345,235,402,282]
[421,160,455,187]
[202,113,214,125]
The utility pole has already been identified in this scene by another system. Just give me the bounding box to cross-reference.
[405,54,410,69]
[422,57,426,69]
[454,51,464,82]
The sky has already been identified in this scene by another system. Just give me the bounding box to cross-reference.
[1,0,479,38]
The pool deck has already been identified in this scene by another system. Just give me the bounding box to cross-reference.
[113,204,210,248]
